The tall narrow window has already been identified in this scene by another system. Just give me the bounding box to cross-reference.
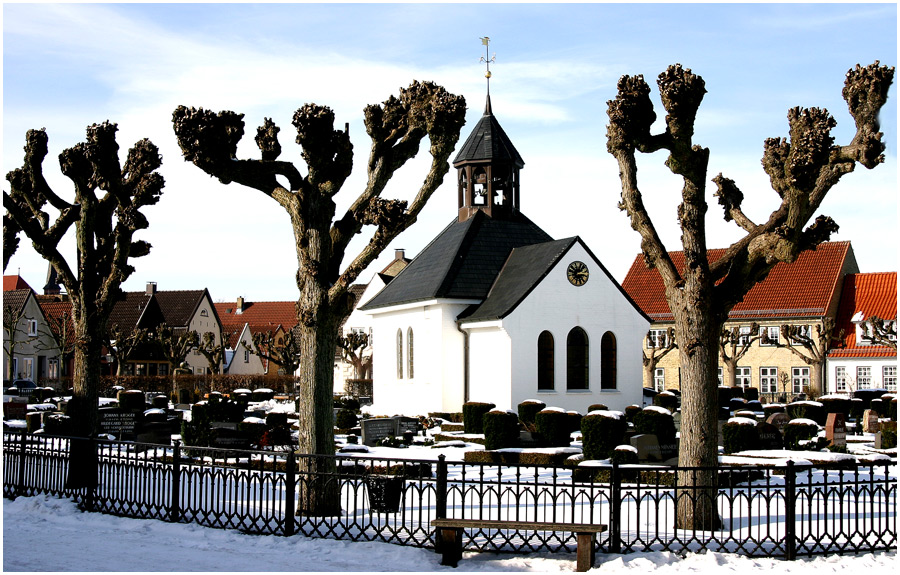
[791,366,810,394]
[601,331,617,390]
[835,366,848,392]
[407,328,414,380]
[760,367,778,393]
[566,327,589,390]
[537,331,554,390]
[653,368,665,391]
[396,329,404,379]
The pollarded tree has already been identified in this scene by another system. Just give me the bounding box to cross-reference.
[154,324,199,395]
[642,328,676,390]
[172,81,466,515]
[251,327,302,378]
[4,123,163,489]
[105,324,149,377]
[338,331,372,381]
[197,330,229,375]
[606,62,893,529]
[768,320,843,397]
[719,323,762,388]
[860,315,897,349]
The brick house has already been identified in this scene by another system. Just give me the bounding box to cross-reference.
[622,241,859,401]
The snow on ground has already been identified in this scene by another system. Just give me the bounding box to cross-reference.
[2,495,895,572]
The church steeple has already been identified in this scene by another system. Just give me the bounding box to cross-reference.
[453,38,524,222]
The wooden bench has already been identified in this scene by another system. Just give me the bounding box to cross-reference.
[431,518,607,572]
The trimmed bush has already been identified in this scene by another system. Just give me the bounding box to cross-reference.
[464,450,573,466]
[717,386,733,410]
[729,386,745,399]
[42,414,73,436]
[783,420,819,449]
[852,389,887,409]
[888,397,897,421]
[566,411,583,433]
[624,405,642,423]
[251,388,275,402]
[870,398,887,417]
[609,445,639,466]
[633,407,676,444]
[786,401,825,425]
[653,392,679,411]
[117,389,146,411]
[581,412,627,460]
[587,403,609,413]
[335,409,358,431]
[729,398,747,413]
[483,410,520,450]
[462,402,495,434]
[819,396,851,418]
[745,400,764,413]
[535,409,572,447]
[849,398,865,421]
[266,411,289,428]
[428,412,463,423]
[744,387,759,401]
[517,400,546,425]
[723,419,759,454]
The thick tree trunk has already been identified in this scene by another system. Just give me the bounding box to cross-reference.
[65,302,102,491]
[809,361,823,398]
[673,304,723,531]
[722,359,737,389]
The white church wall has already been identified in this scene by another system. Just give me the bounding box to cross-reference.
[466,323,512,409]
[503,241,649,413]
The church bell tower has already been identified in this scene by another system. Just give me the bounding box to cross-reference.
[453,38,524,223]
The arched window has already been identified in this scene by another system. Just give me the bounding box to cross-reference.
[407,328,414,379]
[566,327,589,390]
[601,331,617,390]
[396,329,404,379]
[537,331,555,390]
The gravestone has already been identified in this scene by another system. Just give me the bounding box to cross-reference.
[767,412,790,433]
[630,433,662,462]
[152,395,169,409]
[756,422,783,450]
[658,439,679,461]
[361,418,397,446]
[873,431,883,449]
[394,416,420,436]
[178,388,191,404]
[862,409,880,433]
[672,411,682,433]
[212,427,251,449]
[98,407,140,440]
[3,400,27,420]
[26,411,43,433]
[825,413,847,447]
[211,421,238,431]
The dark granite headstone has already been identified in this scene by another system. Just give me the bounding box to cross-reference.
[3,401,27,420]
[394,416,419,436]
[825,413,847,447]
[212,427,251,449]
[756,422,783,450]
[211,421,239,431]
[767,412,790,433]
[630,433,662,462]
[98,407,140,440]
[361,418,397,446]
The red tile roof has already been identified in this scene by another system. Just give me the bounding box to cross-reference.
[3,275,32,292]
[38,300,76,348]
[829,272,897,359]
[214,301,298,333]
[622,241,853,321]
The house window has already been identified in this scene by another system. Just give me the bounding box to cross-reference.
[736,366,751,388]
[566,327,589,390]
[653,367,665,391]
[26,319,38,336]
[792,366,810,394]
[761,326,780,346]
[791,325,811,343]
[857,366,872,389]
[244,350,249,363]
[760,367,778,393]
[883,365,897,391]
[647,329,669,349]
[407,328,414,379]
[48,359,59,380]
[717,367,723,385]
[200,309,209,317]
[396,329,404,380]
[600,332,617,390]
[22,357,34,380]
[738,325,752,346]
[537,331,554,390]
[835,366,848,392]
[158,363,169,377]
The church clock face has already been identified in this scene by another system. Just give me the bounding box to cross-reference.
[567,261,589,286]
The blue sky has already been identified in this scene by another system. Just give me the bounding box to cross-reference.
[4,3,897,303]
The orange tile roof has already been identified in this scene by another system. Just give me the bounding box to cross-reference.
[829,272,897,359]
[38,300,76,348]
[622,241,853,321]
[3,275,32,292]
[214,301,298,332]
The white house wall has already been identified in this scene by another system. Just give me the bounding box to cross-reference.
[185,294,223,375]
[826,356,898,394]
[226,325,265,375]
[502,242,648,412]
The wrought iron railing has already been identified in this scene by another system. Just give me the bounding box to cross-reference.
[2,432,895,560]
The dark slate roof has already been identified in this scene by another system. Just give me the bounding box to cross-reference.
[154,290,206,326]
[453,95,524,168]
[360,210,552,311]
[458,238,577,322]
[108,292,155,331]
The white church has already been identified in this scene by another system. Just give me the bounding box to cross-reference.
[360,94,651,416]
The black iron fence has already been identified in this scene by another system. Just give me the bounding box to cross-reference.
[3,431,895,560]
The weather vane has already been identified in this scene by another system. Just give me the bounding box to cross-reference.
[480,37,496,94]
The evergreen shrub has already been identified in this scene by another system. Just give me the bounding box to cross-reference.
[653,392,678,411]
[581,412,626,460]
[723,419,759,454]
[786,401,825,425]
[462,402,495,434]
[852,389,887,409]
[783,420,819,449]
[870,398,886,417]
[624,405,642,423]
[535,409,571,447]
[633,408,676,444]
[566,411,583,433]
[763,404,786,419]
[482,410,519,450]
[744,387,759,401]
[117,389,145,411]
[587,403,609,413]
[819,396,851,417]
[609,445,638,465]
[335,409,358,431]
[849,398,865,421]
[517,400,546,425]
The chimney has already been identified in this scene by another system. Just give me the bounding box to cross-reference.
[146,282,157,295]
[395,249,405,260]
[236,296,244,314]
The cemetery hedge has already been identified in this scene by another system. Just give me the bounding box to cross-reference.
[587,403,609,413]
[633,408,676,444]
[483,410,519,450]
[462,402,495,434]
[723,420,759,453]
[581,412,627,460]
[464,450,573,466]
[624,405,641,423]
[783,420,819,450]
[786,402,826,425]
[517,400,545,425]
[653,392,679,411]
[535,409,571,447]
[335,409,359,431]
[763,404,785,419]
[820,396,851,417]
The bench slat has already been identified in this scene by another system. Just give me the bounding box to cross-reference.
[431,518,606,533]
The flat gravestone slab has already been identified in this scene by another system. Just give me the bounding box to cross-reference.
[756,422,783,450]
[212,427,251,450]
[211,421,238,430]
[361,418,397,446]
[630,433,662,462]
[3,401,27,420]
[394,416,420,436]
[99,408,140,440]
[825,413,847,447]
[767,412,790,433]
